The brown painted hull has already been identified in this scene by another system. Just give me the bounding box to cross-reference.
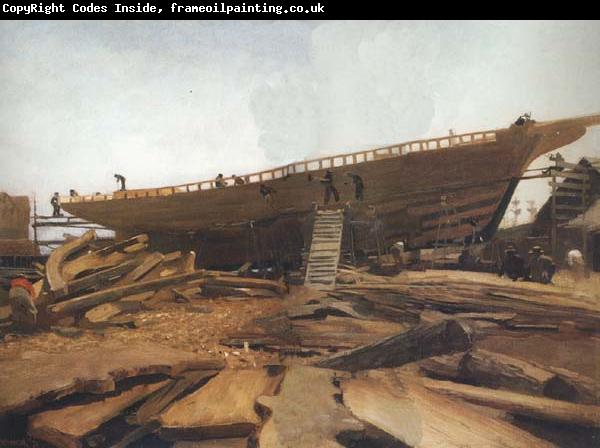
[61,116,597,266]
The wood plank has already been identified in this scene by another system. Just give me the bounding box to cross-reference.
[256,366,364,448]
[66,258,142,295]
[173,440,248,448]
[341,370,553,448]
[423,378,600,428]
[117,252,165,285]
[83,301,144,324]
[316,319,473,372]
[136,370,219,425]
[62,250,134,283]
[28,381,167,448]
[46,230,96,298]
[47,270,211,317]
[94,234,149,256]
[461,349,555,395]
[552,171,590,180]
[0,342,223,416]
[159,367,285,440]
[548,181,590,190]
[203,276,287,295]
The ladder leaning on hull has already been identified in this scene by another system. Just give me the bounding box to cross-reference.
[304,210,344,290]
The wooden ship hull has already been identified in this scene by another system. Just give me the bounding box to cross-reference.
[61,115,600,267]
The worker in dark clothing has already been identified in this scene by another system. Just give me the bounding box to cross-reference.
[527,246,556,284]
[514,113,531,126]
[69,189,78,197]
[259,183,276,206]
[50,192,61,217]
[499,246,526,281]
[114,174,126,191]
[318,169,340,205]
[215,174,226,188]
[232,174,245,185]
[345,172,364,201]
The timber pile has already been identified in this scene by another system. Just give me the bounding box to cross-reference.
[2,235,599,447]
[4,230,287,330]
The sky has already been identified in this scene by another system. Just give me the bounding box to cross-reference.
[1,20,600,230]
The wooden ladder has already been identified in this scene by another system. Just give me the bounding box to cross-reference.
[304,209,344,290]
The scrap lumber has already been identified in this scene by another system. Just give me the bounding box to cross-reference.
[93,234,149,256]
[116,252,165,285]
[66,257,142,295]
[292,316,408,349]
[418,352,467,381]
[286,297,368,320]
[316,318,473,371]
[136,370,219,425]
[543,367,600,405]
[28,380,167,448]
[108,370,220,448]
[202,275,288,295]
[256,366,364,448]
[461,349,556,395]
[46,230,96,298]
[62,250,135,283]
[47,270,211,317]
[123,242,148,253]
[83,301,144,324]
[159,367,285,440]
[173,440,248,448]
[423,378,600,428]
[163,251,182,262]
[335,271,600,328]
[0,342,223,416]
[341,370,554,448]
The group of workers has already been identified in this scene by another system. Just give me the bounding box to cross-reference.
[214,169,365,207]
[50,173,127,217]
[499,244,556,284]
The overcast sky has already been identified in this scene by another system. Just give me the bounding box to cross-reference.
[1,20,599,226]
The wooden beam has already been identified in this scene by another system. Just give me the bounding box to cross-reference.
[46,230,96,298]
[315,319,473,372]
[28,381,167,448]
[423,378,600,428]
[159,367,285,440]
[341,370,553,448]
[116,252,164,285]
[0,342,223,416]
[94,234,149,256]
[47,270,210,317]
[66,258,142,295]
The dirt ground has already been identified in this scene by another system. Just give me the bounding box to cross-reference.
[0,295,286,369]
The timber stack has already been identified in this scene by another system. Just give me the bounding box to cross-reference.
[0,233,598,447]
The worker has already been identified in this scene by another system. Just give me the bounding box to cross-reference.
[566,247,586,280]
[390,241,405,264]
[319,169,340,205]
[232,174,245,185]
[114,174,126,191]
[345,172,364,201]
[215,174,226,188]
[9,276,37,329]
[459,247,480,270]
[259,183,276,206]
[514,113,531,126]
[527,246,556,284]
[467,217,481,244]
[69,189,79,197]
[499,246,525,281]
[50,192,61,217]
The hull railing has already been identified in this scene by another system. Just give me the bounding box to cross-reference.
[61,129,498,204]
